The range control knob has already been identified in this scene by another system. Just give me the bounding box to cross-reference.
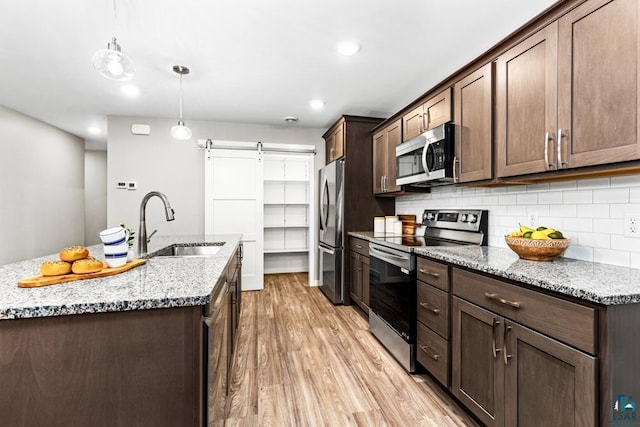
[425,212,436,221]
[460,214,468,222]
[467,214,478,223]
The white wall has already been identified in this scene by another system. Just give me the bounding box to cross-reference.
[0,105,85,264]
[396,175,640,269]
[84,150,107,245]
[107,116,325,269]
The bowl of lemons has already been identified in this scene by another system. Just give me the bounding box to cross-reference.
[505,225,570,261]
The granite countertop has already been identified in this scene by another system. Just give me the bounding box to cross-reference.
[0,234,241,320]
[349,231,640,306]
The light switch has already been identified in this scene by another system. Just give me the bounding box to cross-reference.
[117,182,127,189]
[127,181,137,190]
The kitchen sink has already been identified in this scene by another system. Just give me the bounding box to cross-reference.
[150,243,224,257]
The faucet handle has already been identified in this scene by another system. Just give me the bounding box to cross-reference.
[147,229,158,242]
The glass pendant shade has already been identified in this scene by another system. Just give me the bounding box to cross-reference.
[171,121,192,140]
[92,37,135,81]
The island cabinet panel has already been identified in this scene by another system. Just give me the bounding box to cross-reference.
[454,62,493,183]
[0,306,202,427]
[495,22,558,177]
[557,0,640,168]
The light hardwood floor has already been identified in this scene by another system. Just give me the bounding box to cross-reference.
[219,273,478,426]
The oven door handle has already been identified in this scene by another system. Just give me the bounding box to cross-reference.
[369,245,411,270]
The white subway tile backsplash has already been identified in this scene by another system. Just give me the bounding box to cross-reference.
[594,249,630,268]
[593,188,629,204]
[517,193,538,204]
[577,177,610,189]
[395,173,640,269]
[577,204,609,218]
[577,232,610,248]
[538,191,563,204]
[611,175,640,187]
[550,204,577,217]
[563,190,593,204]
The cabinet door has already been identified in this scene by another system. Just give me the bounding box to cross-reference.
[424,87,453,130]
[504,321,596,427]
[403,104,424,142]
[496,23,558,177]
[361,255,370,309]
[558,0,640,168]
[384,119,402,193]
[454,63,493,183]
[372,130,386,194]
[452,297,504,427]
[333,123,345,161]
[349,251,362,303]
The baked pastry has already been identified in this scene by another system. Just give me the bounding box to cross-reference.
[41,261,72,276]
[71,257,103,274]
[60,246,89,262]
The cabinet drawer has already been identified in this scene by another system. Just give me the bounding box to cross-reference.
[452,268,596,354]
[417,282,449,339]
[416,322,449,387]
[417,257,449,291]
[350,238,369,257]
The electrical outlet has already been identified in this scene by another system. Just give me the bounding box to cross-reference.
[528,214,538,227]
[624,214,640,238]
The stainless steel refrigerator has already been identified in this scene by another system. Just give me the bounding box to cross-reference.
[318,159,344,304]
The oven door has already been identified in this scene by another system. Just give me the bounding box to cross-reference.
[368,243,415,342]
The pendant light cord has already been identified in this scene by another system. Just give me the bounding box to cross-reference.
[112,0,118,38]
[179,73,184,120]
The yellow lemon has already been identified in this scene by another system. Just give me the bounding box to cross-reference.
[530,230,551,240]
[541,228,556,236]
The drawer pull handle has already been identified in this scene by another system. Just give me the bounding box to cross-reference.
[492,318,501,358]
[419,268,440,278]
[419,302,440,315]
[419,345,440,361]
[485,292,521,309]
[356,244,363,249]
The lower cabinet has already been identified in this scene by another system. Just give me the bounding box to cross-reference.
[349,237,370,312]
[451,270,596,427]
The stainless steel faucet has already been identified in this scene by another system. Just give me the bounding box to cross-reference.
[138,191,175,255]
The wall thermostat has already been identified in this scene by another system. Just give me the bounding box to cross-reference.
[131,124,151,135]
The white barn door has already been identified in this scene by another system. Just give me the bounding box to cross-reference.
[204,147,264,291]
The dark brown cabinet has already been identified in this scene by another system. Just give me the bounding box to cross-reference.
[453,62,493,183]
[372,119,402,194]
[349,237,370,311]
[324,121,345,164]
[451,268,596,427]
[402,87,452,142]
[497,0,640,178]
[415,257,450,387]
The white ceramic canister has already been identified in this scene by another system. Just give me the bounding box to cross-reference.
[393,220,403,235]
[385,216,398,234]
[374,217,385,235]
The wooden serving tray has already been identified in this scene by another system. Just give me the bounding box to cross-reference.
[18,259,147,288]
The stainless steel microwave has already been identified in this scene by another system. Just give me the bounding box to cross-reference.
[395,122,454,186]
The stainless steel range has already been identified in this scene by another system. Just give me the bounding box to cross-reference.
[368,209,488,372]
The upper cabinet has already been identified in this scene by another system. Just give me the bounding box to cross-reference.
[372,119,402,194]
[454,62,493,183]
[324,121,345,164]
[557,0,640,168]
[402,87,452,142]
[497,0,640,178]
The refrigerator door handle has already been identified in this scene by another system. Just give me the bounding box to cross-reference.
[319,245,336,255]
[319,176,329,231]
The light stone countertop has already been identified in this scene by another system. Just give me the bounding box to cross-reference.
[349,231,640,306]
[0,234,241,320]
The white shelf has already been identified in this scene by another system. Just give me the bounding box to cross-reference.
[264,224,309,229]
[264,202,308,206]
[264,248,309,254]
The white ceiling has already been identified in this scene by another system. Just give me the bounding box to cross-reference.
[0,0,557,148]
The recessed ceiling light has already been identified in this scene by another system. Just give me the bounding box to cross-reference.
[284,116,299,124]
[337,41,361,56]
[120,85,140,97]
[309,99,325,110]
[88,127,102,135]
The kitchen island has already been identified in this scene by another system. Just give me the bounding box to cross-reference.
[0,234,242,427]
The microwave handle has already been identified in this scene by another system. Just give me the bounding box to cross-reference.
[421,143,431,176]
[453,156,459,183]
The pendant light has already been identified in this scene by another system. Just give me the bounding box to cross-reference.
[171,65,192,140]
[92,0,135,81]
